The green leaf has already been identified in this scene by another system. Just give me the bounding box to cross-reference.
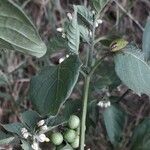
[131,118,150,150]
[3,122,25,136]
[0,0,46,57]
[21,140,33,150]
[47,35,68,55]
[143,19,150,61]
[0,71,8,86]
[46,99,81,127]
[0,130,15,145]
[67,7,80,54]
[75,5,93,25]
[29,55,81,116]
[92,61,120,90]
[92,0,111,12]
[103,104,126,147]
[114,44,150,96]
[21,110,41,131]
[79,25,90,43]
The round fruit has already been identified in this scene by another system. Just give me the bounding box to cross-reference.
[64,129,76,143]
[68,115,80,129]
[51,132,63,146]
[76,127,80,135]
[71,136,79,148]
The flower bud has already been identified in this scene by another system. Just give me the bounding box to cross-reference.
[37,120,45,127]
[56,27,63,32]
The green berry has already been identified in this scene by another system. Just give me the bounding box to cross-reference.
[68,115,80,129]
[71,136,79,149]
[51,132,63,146]
[64,129,76,143]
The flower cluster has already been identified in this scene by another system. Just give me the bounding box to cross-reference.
[97,100,111,108]
[21,120,50,150]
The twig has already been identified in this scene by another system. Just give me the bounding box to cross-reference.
[113,0,144,32]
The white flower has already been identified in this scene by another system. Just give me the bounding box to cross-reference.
[31,142,39,150]
[62,33,66,38]
[95,22,99,27]
[95,19,103,28]
[66,54,69,58]
[21,128,28,134]
[37,120,45,127]
[89,30,92,37]
[97,19,103,24]
[97,101,104,107]
[56,27,63,32]
[37,134,49,143]
[92,10,96,15]
[67,13,73,20]
[40,125,48,131]
[59,57,65,64]
[23,132,29,139]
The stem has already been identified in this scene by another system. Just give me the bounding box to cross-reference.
[80,76,91,150]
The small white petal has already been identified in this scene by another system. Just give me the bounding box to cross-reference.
[89,31,92,37]
[45,137,50,142]
[92,10,96,15]
[66,54,69,58]
[31,142,39,150]
[40,125,48,131]
[97,19,103,24]
[107,101,111,107]
[37,120,45,127]
[59,57,65,64]
[56,27,63,32]
[37,134,46,143]
[67,13,73,20]
[21,128,28,134]
[95,22,99,27]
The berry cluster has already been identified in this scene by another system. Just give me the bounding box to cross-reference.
[51,115,80,149]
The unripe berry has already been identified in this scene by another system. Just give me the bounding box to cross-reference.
[68,115,80,129]
[51,132,63,146]
[64,129,76,143]
[71,135,79,148]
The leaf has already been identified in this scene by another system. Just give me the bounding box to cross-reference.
[114,44,150,96]
[143,19,150,61]
[103,104,126,147]
[20,110,41,131]
[131,118,150,150]
[3,122,25,137]
[92,61,120,91]
[66,7,80,54]
[0,130,15,145]
[46,99,81,127]
[47,35,68,55]
[92,0,111,12]
[0,71,8,86]
[75,5,93,25]
[79,25,90,43]
[0,0,46,57]
[21,140,33,150]
[29,55,81,116]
